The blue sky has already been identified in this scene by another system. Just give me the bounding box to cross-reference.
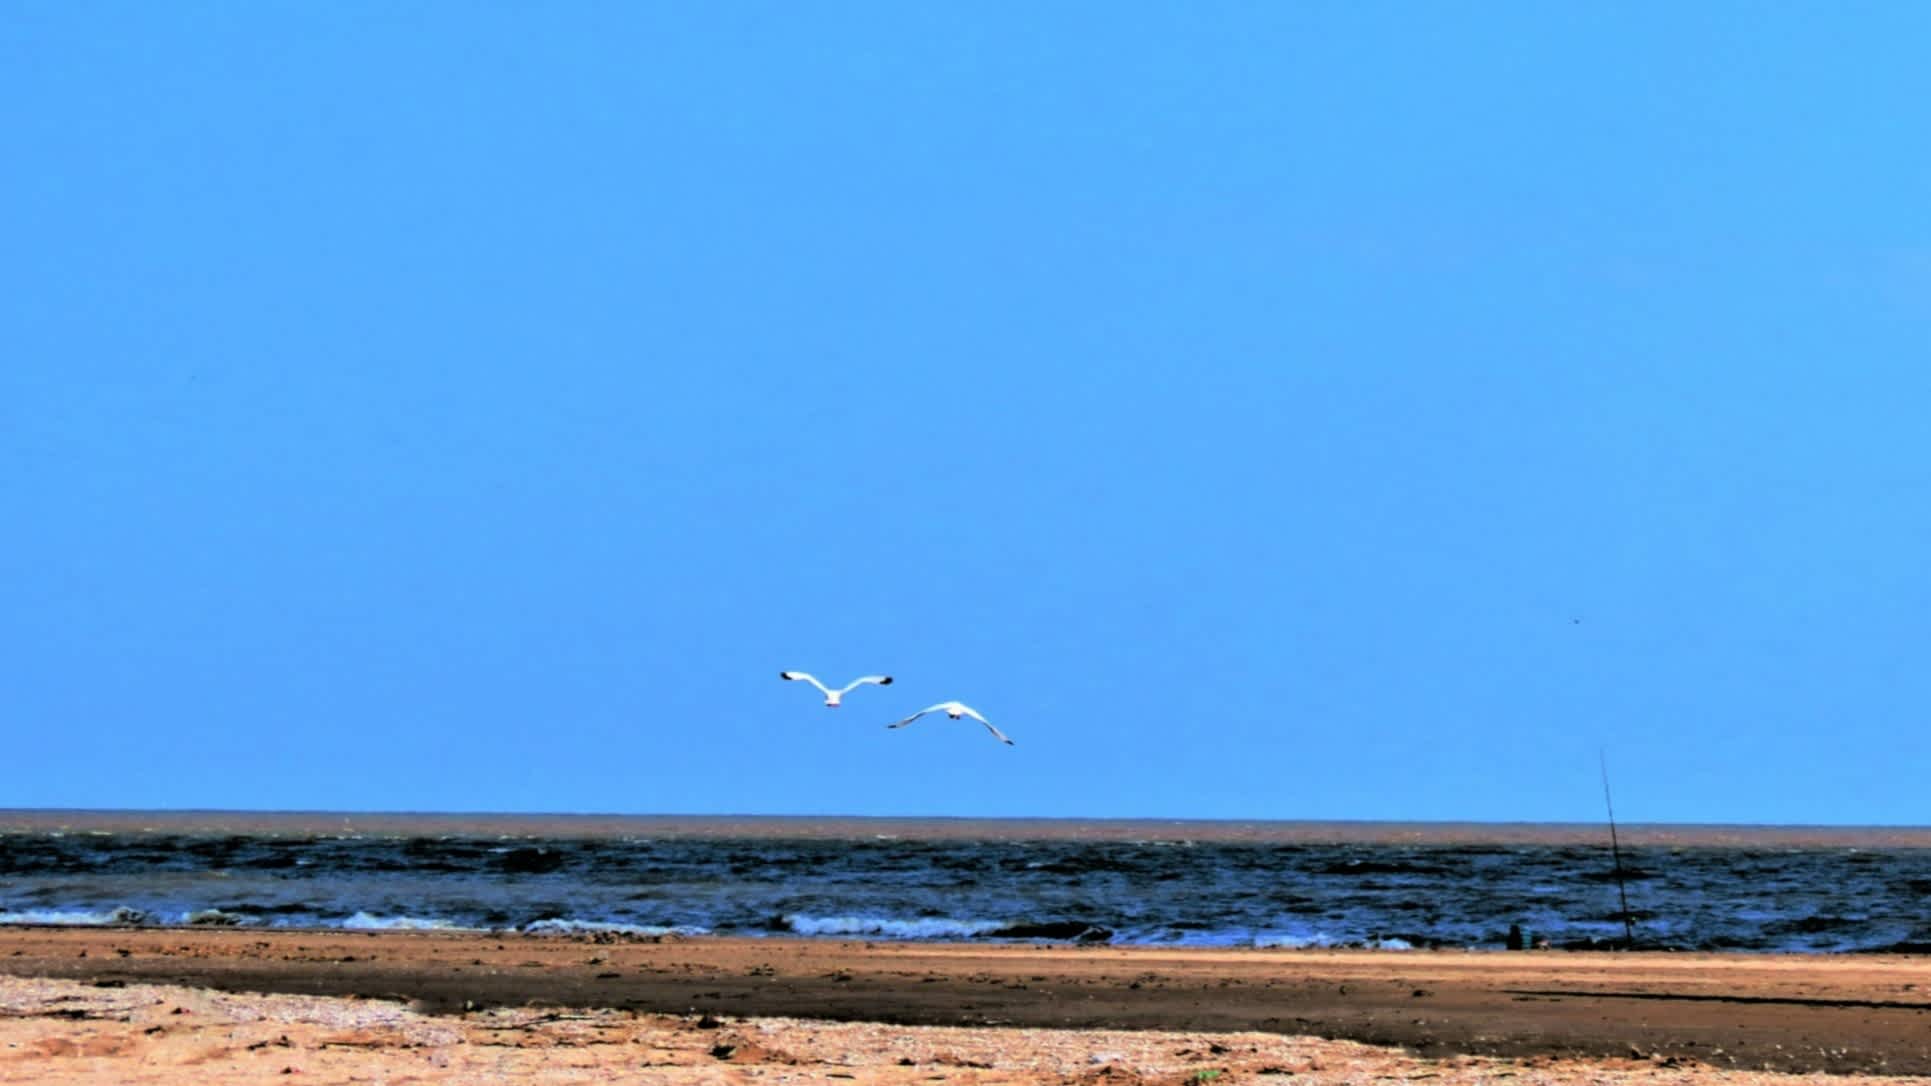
[5,4,1928,824]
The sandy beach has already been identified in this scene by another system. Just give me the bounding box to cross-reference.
[3,928,1928,1083]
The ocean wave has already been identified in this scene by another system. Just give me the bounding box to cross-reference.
[779,913,1005,939]
[339,911,466,931]
[1236,930,1342,949]
[0,906,152,927]
[1151,926,1419,950]
[1318,859,1451,877]
[521,918,703,937]
[987,920,1114,942]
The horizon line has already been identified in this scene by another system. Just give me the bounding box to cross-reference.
[3,807,1928,834]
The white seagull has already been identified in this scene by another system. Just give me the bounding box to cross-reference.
[779,671,893,707]
[887,701,1014,745]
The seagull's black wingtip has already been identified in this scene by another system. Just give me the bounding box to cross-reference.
[880,676,894,685]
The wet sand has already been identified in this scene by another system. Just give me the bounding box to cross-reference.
[3,928,1929,1080]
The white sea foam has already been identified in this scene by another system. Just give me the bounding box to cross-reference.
[339,911,465,931]
[521,918,703,937]
[1243,930,1416,950]
[784,913,1005,939]
[0,907,150,927]
[1250,930,1344,949]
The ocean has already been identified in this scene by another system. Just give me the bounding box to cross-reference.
[2,811,1928,954]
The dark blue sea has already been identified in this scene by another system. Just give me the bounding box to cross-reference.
[3,811,1928,953]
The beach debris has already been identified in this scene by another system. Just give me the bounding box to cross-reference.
[780,671,893,707]
[708,1036,789,1063]
[887,701,1014,745]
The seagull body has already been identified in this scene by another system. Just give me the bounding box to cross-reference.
[887,701,1013,745]
[780,671,892,707]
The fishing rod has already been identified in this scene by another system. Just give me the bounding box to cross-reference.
[1600,748,1635,948]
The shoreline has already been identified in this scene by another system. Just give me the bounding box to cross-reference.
[5,921,1930,956]
[4,927,1929,1075]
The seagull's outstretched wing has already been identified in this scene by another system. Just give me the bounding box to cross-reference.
[953,704,1015,745]
[887,704,947,729]
[833,675,894,696]
[779,671,832,697]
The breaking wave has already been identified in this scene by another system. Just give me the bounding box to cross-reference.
[0,907,151,927]
[521,918,702,937]
[339,912,465,931]
[778,914,1004,939]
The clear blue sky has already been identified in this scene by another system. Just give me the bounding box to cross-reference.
[5,4,1928,824]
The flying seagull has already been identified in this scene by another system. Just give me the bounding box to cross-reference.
[887,701,1013,745]
[779,671,893,707]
